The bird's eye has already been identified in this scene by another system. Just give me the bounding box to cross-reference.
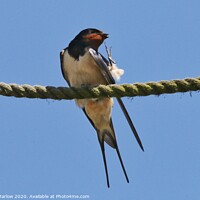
[90,29,101,35]
[91,30,97,34]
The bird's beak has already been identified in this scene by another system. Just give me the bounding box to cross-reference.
[102,33,109,39]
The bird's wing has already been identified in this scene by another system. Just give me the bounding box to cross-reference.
[89,48,144,151]
[89,48,115,84]
[60,48,71,86]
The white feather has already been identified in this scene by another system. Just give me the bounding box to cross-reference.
[108,63,124,81]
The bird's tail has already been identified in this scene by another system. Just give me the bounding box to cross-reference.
[98,119,129,187]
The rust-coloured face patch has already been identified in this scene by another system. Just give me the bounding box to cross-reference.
[84,33,103,41]
[83,33,108,50]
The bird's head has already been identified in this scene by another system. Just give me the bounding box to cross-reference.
[74,28,108,50]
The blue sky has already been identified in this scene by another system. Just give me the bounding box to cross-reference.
[0,0,200,199]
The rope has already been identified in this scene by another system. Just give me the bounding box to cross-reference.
[0,77,200,100]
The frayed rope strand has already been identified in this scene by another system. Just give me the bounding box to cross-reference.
[0,77,200,100]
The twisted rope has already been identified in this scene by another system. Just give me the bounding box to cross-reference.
[0,77,200,100]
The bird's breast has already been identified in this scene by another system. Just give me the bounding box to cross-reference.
[62,50,107,87]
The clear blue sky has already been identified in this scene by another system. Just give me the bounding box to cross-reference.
[0,0,200,199]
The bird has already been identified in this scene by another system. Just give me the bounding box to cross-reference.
[60,28,144,188]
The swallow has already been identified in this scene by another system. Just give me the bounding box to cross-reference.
[60,28,144,188]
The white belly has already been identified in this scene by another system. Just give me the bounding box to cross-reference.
[62,50,107,87]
